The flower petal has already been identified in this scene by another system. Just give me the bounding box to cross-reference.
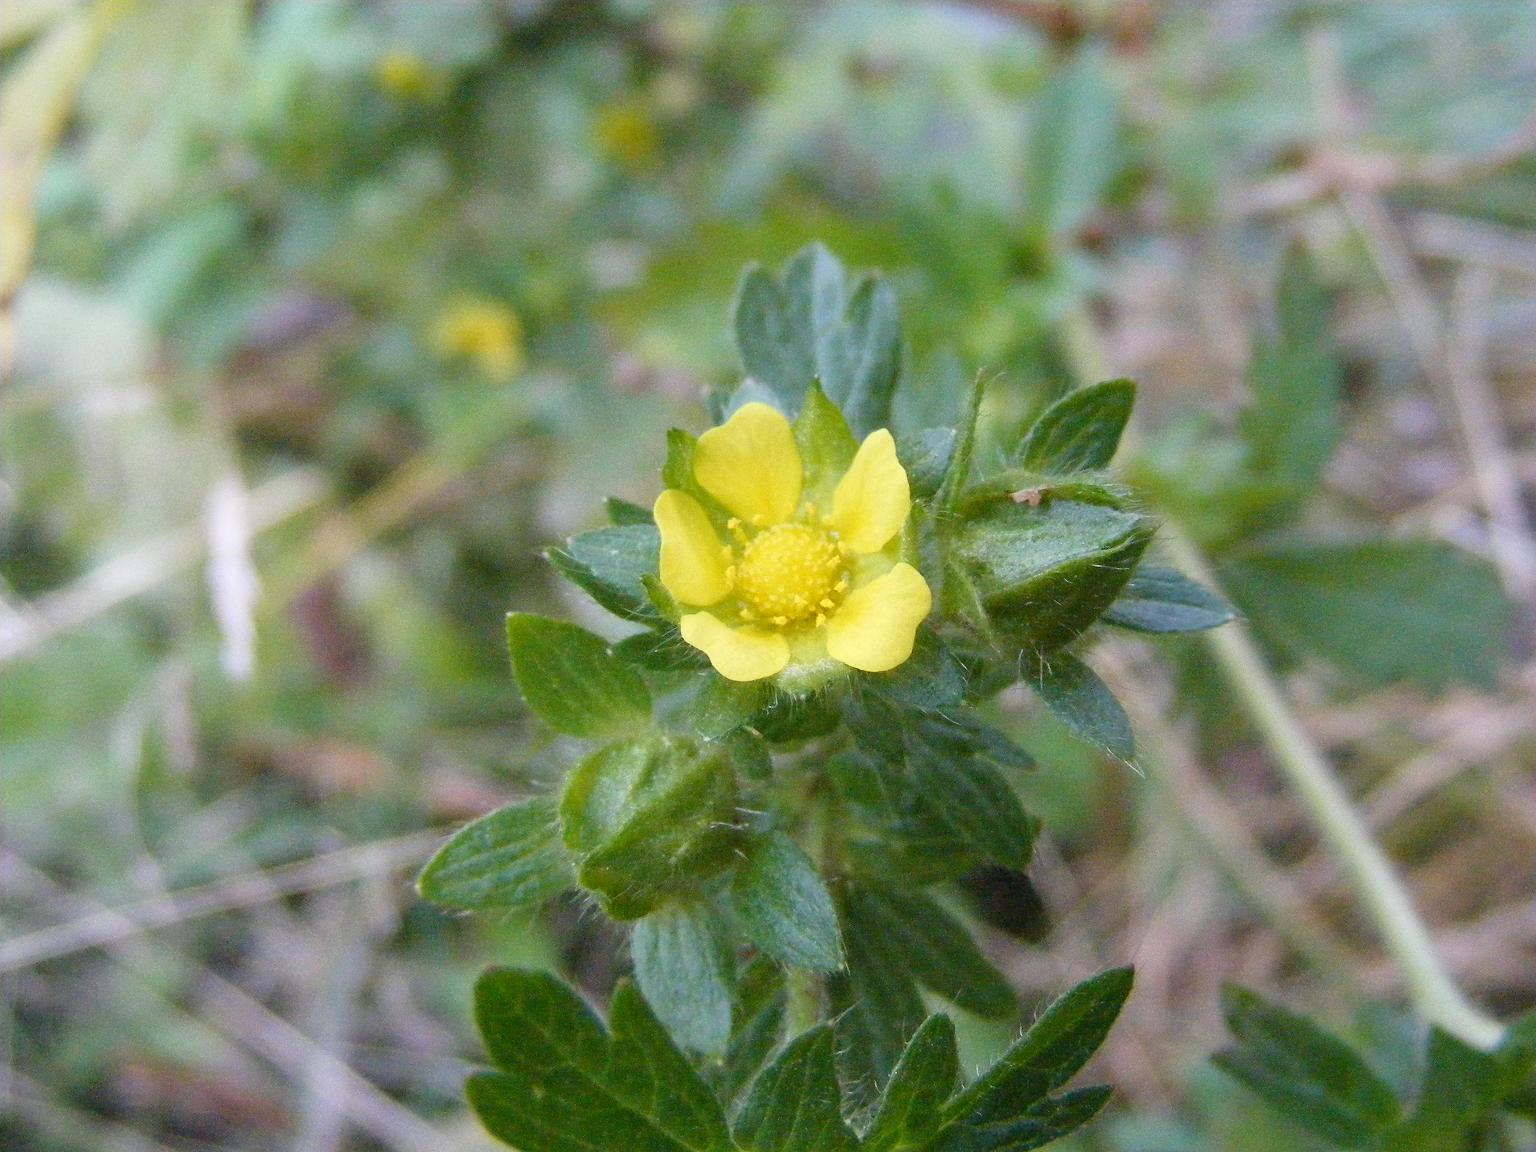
[824,563,931,672]
[655,490,731,606]
[693,402,801,523]
[680,613,790,682]
[829,429,910,553]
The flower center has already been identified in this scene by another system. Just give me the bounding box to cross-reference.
[733,522,848,628]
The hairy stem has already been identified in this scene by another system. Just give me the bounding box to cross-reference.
[1065,307,1506,1050]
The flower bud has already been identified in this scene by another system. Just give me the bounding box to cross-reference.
[559,735,740,920]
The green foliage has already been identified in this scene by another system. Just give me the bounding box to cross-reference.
[1030,653,1136,764]
[632,902,735,1056]
[505,613,653,739]
[1015,379,1136,473]
[733,244,902,436]
[1223,540,1509,692]
[731,832,844,973]
[417,796,573,911]
[1102,566,1236,634]
[1216,988,1536,1150]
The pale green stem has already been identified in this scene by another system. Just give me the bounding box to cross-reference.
[1065,307,1506,1050]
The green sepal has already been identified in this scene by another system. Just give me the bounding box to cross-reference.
[950,498,1155,658]
[614,626,713,672]
[1015,379,1135,473]
[664,427,701,492]
[417,796,574,911]
[731,831,843,972]
[1030,652,1135,764]
[559,735,741,920]
[467,970,732,1152]
[506,614,653,739]
[794,384,859,507]
[1102,565,1235,633]
[631,901,735,1056]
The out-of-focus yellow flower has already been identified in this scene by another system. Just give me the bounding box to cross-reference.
[594,98,661,173]
[655,403,931,683]
[375,50,441,101]
[430,299,524,381]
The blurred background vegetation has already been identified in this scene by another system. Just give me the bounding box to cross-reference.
[2,1,1534,1149]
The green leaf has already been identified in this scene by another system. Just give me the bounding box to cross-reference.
[944,967,1133,1127]
[506,614,652,739]
[560,736,741,920]
[1016,380,1136,474]
[1238,246,1342,517]
[732,832,843,972]
[1102,565,1235,633]
[716,957,787,1105]
[935,1086,1112,1152]
[863,1015,960,1152]
[468,970,732,1152]
[1212,986,1402,1149]
[898,427,956,499]
[864,633,967,712]
[846,885,1016,1020]
[832,896,930,1107]
[1223,540,1510,692]
[548,525,662,623]
[1024,43,1120,244]
[690,677,771,740]
[631,902,734,1055]
[615,627,713,672]
[1030,654,1134,763]
[732,243,901,435]
[734,1025,859,1152]
[417,796,573,911]
[908,748,1038,872]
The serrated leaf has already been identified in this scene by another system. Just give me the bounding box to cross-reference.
[1016,380,1136,474]
[733,243,901,435]
[832,897,929,1108]
[846,885,1015,1020]
[1025,43,1120,243]
[716,957,788,1105]
[1102,565,1235,633]
[935,1086,1113,1152]
[908,749,1038,872]
[1238,246,1342,517]
[468,970,732,1152]
[734,1025,859,1152]
[1030,654,1134,763]
[1223,540,1510,692]
[944,967,1133,1127]
[550,525,662,622]
[732,832,843,972]
[1212,986,1401,1149]
[863,1015,960,1152]
[632,902,734,1055]
[506,614,653,739]
[417,796,573,911]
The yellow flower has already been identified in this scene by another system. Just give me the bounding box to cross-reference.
[430,299,524,381]
[375,51,442,102]
[655,402,932,683]
[594,98,661,173]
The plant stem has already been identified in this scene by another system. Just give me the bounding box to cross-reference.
[1064,307,1507,1050]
